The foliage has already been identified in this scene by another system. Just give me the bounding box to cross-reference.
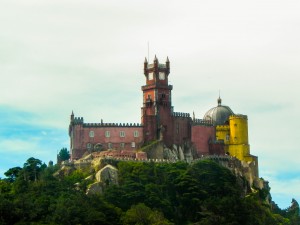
[57,147,70,163]
[23,157,43,182]
[0,157,299,225]
[121,203,172,225]
[4,166,22,182]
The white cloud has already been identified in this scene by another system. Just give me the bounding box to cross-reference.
[0,0,299,208]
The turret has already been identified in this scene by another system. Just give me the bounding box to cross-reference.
[144,57,148,75]
[166,57,170,74]
[70,111,74,122]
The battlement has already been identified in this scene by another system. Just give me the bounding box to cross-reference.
[72,154,241,166]
[172,112,190,118]
[72,116,142,127]
[230,114,248,120]
[192,119,213,126]
[216,125,230,130]
[83,122,142,128]
[73,117,84,124]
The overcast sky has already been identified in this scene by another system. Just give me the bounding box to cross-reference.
[1,0,300,209]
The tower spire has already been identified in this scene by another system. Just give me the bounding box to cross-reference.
[70,110,74,122]
[217,91,222,106]
[144,57,148,75]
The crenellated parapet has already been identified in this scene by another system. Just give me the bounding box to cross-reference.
[192,118,213,126]
[230,114,248,120]
[172,112,190,118]
[73,117,84,125]
[216,125,230,131]
[83,122,142,128]
[144,56,170,76]
[70,114,142,127]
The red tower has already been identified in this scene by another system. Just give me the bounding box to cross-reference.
[141,56,173,145]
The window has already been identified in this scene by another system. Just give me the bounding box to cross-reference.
[131,142,136,148]
[133,130,139,137]
[176,123,179,134]
[120,131,125,137]
[159,72,165,80]
[87,143,92,149]
[120,143,125,148]
[108,143,113,149]
[89,131,94,138]
[94,143,103,151]
[226,134,230,141]
[148,72,153,80]
[105,131,110,137]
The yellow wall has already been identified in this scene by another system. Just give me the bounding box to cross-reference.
[214,114,257,172]
[229,115,248,145]
[216,125,230,144]
[228,144,250,161]
[215,114,258,178]
[217,115,256,164]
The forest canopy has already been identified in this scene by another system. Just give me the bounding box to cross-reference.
[0,157,299,225]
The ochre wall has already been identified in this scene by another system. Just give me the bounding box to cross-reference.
[229,115,249,145]
[216,125,230,145]
[226,115,256,163]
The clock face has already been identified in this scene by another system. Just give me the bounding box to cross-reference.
[159,72,165,80]
[148,72,153,80]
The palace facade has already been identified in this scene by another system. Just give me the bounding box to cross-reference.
[69,56,258,175]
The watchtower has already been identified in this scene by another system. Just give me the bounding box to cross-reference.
[141,56,173,145]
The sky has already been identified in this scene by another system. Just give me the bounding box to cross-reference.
[0,0,299,209]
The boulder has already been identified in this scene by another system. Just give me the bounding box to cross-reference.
[95,165,118,185]
[86,182,104,195]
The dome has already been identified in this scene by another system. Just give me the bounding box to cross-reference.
[203,97,234,125]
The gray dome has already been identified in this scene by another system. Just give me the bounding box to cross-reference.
[203,97,234,126]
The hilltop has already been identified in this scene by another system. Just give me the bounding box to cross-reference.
[1,156,299,225]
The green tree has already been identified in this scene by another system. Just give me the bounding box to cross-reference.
[121,203,172,225]
[4,166,22,182]
[57,147,70,163]
[23,157,43,182]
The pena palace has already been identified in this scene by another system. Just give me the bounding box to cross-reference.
[69,56,258,174]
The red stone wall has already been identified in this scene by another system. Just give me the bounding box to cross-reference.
[158,107,173,146]
[142,114,157,143]
[209,143,225,155]
[172,116,191,145]
[191,125,215,156]
[70,125,143,160]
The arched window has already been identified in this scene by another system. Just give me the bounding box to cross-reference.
[120,131,125,137]
[134,130,139,137]
[89,131,94,138]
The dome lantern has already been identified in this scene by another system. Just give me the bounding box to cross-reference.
[203,97,234,126]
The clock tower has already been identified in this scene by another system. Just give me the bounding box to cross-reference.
[141,56,173,145]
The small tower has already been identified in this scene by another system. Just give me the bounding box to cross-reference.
[141,56,173,144]
[70,110,74,122]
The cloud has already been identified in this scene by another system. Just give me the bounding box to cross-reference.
[0,0,299,208]
[0,106,68,177]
